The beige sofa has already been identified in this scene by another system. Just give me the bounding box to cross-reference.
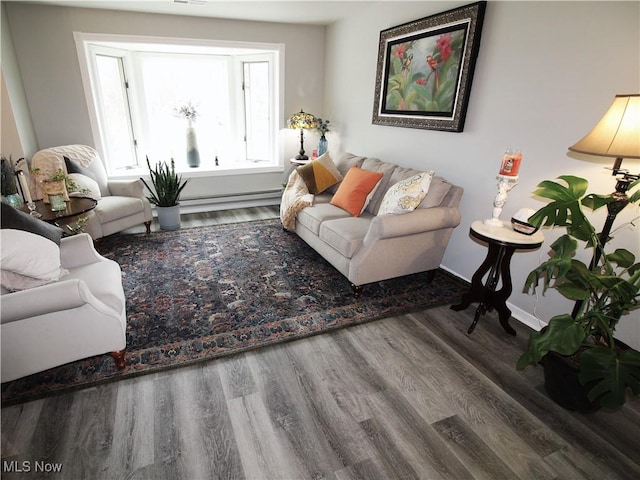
[288,153,463,297]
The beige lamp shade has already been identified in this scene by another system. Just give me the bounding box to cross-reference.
[568,94,640,159]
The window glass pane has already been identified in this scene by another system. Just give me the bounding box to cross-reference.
[95,55,137,170]
[243,61,270,162]
[138,54,232,168]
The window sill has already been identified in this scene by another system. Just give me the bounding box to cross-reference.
[109,163,284,181]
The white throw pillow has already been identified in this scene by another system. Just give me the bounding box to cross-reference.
[68,173,101,201]
[0,229,68,291]
[378,171,434,215]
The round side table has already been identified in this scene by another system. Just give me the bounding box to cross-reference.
[451,220,544,336]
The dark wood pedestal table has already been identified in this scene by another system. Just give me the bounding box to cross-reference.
[451,220,544,336]
[21,197,97,234]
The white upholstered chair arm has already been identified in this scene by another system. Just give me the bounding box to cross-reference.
[59,233,105,268]
[365,207,462,242]
[0,279,113,324]
[107,179,146,198]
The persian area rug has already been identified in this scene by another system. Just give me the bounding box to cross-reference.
[2,219,467,405]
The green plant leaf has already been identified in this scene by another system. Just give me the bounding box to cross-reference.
[607,249,636,269]
[516,314,586,369]
[579,346,640,409]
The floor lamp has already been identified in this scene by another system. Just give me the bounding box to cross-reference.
[568,94,640,317]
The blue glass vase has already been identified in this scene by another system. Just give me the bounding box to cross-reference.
[318,135,328,157]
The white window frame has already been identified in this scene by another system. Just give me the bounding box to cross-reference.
[74,32,284,177]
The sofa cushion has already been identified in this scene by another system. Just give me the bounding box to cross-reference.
[360,158,398,215]
[297,152,343,194]
[297,203,351,235]
[327,152,367,194]
[330,166,384,217]
[319,215,372,258]
[94,196,146,224]
[378,171,434,215]
[419,176,452,208]
[68,173,102,201]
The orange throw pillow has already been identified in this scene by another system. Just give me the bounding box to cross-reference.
[330,166,384,216]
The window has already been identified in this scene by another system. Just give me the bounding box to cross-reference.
[75,34,283,175]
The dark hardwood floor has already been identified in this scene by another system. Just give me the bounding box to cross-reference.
[2,206,639,479]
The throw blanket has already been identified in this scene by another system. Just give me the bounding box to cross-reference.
[280,169,313,230]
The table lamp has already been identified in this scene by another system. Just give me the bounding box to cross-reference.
[568,94,640,316]
[287,109,318,160]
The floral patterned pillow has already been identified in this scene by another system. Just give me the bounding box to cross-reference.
[378,171,434,215]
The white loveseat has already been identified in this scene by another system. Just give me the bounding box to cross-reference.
[1,227,127,382]
[285,153,463,297]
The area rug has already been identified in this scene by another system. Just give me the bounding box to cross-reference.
[2,218,467,405]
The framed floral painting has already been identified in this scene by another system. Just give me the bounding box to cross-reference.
[372,1,486,132]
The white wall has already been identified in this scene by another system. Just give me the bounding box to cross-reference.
[4,2,326,199]
[324,1,640,348]
[1,3,37,158]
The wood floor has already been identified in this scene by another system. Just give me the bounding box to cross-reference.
[2,207,639,479]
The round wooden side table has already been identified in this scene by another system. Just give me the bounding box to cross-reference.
[451,220,544,336]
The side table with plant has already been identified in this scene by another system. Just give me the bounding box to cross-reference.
[140,157,188,230]
[517,175,640,411]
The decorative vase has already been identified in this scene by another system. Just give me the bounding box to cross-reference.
[186,119,201,168]
[318,135,328,157]
[157,204,181,231]
[2,193,23,209]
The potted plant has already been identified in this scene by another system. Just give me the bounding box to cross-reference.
[140,157,188,230]
[517,175,640,411]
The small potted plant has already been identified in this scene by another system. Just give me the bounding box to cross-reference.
[517,175,640,411]
[140,157,188,230]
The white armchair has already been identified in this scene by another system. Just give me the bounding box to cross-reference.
[30,145,152,239]
[1,233,127,382]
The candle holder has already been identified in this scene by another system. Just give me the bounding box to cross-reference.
[484,174,519,227]
[27,201,42,218]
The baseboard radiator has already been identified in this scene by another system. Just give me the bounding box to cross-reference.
[153,189,282,215]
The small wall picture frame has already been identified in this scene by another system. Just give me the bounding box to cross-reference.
[372,1,486,132]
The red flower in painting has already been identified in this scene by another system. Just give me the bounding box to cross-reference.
[415,77,427,86]
[394,44,407,59]
[436,34,453,62]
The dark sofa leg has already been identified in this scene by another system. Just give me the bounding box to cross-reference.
[351,284,363,298]
[144,221,151,234]
[110,350,126,369]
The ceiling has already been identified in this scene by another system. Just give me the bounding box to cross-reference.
[4,0,376,25]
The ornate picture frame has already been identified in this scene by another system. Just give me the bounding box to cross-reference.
[372,1,486,132]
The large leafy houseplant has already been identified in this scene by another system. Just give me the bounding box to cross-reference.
[140,157,188,207]
[517,175,640,409]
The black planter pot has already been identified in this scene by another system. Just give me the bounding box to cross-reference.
[541,351,600,414]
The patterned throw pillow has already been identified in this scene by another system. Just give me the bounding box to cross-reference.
[378,171,434,215]
[297,152,343,194]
